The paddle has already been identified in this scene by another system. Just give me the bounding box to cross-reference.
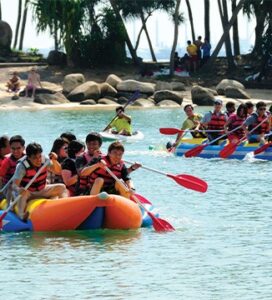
[0,176,14,194]
[102,90,140,132]
[124,160,208,193]
[0,159,50,228]
[184,124,244,158]
[219,116,270,159]
[253,141,272,155]
[103,165,175,232]
[159,128,222,135]
[131,193,152,205]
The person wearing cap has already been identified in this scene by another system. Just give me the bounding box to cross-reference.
[6,71,21,93]
[242,101,271,144]
[104,106,132,136]
[201,99,227,144]
[25,66,42,98]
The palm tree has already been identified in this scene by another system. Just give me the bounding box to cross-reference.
[204,0,210,41]
[19,0,29,51]
[0,0,2,20]
[185,0,195,42]
[232,0,240,56]
[13,0,22,49]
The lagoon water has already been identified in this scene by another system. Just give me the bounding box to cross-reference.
[0,108,271,299]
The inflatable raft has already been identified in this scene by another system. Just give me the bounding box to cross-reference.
[0,193,157,232]
[175,138,272,160]
[99,131,144,143]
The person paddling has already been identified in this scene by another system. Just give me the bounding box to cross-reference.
[242,101,271,144]
[201,99,227,144]
[104,106,132,136]
[0,136,10,168]
[11,143,67,221]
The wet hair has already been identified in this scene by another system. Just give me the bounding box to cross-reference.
[26,143,43,157]
[256,101,266,109]
[60,132,76,143]
[236,104,247,118]
[108,141,125,153]
[67,140,85,159]
[226,101,235,110]
[245,101,254,109]
[9,135,25,146]
[85,132,102,146]
[184,104,194,112]
[0,135,9,149]
[187,40,191,45]
[116,106,125,113]
[50,138,68,155]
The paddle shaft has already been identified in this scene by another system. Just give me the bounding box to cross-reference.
[124,160,167,176]
[0,176,14,194]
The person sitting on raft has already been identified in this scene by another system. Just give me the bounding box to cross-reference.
[225,101,236,118]
[172,104,206,148]
[0,135,25,204]
[201,99,227,144]
[104,106,132,136]
[0,136,10,168]
[224,104,247,144]
[61,140,85,196]
[60,132,77,144]
[242,101,271,144]
[11,142,67,221]
[86,141,140,197]
[6,71,21,93]
[245,101,254,116]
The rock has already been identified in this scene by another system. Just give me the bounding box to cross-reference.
[156,100,181,107]
[216,79,245,95]
[117,80,155,94]
[132,98,155,107]
[97,98,119,105]
[34,92,70,104]
[191,85,215,105]
[225,87,251,99]
[47,50,67,66]
[155,81,172,91]
[41,81,62,92]
[63,73,85,94]
[153,90,183,105]
[171,82,186,91]
[117,96,129,105]
[68,81,100,102]
[105,74,122,88]
[80,99,97,105]
[11,95,19,100]
[0,21,12,56]
[99,82,117,97]
[19,88,55,97]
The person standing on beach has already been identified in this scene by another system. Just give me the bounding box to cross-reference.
[186,40,198,73]
[25,67,42,98]
[194,36,203,66]
[201,38,211,64]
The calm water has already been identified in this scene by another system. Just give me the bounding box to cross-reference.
[0,108,271,300]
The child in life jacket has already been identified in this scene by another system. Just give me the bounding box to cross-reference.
[12,142,67,221]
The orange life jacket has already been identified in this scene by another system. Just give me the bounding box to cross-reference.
[78,152,97,191]
[208,111,226,130]
[20,158,47,192]
[228,114,245,139]
[248,112,270,135]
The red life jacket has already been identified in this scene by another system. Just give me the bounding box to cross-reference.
[3,154,19,184]
[20,158,47,192]
[208,111,226,130]
[248,112,270,135]
[228,114,245,139]
[78,152,94,191]
[89,155,124,188]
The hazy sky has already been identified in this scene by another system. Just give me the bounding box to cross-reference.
[3,0,256,58]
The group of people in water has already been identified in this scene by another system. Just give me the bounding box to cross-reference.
[0,129,141,221]
[171,100,272,148]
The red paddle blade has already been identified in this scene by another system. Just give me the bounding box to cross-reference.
[167,173,208,193]
[254,142,272,155]
[219,142,238,159]
[0,211,8,229]
[184,144,206,157]
[130,193,152,205]
[159,128,183,135]
[147,211,175,232]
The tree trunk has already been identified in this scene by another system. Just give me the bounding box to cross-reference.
[19,0,29,51]
[219,0,235,69]
[13,0,22,49]
[202,0,246,71]
[204,0,210,41]
[170,0,181,77]
[134,12,151,51]
[232,0,240,55]
[0,0,2,20]
[109,0,140,66]
[54,19,58,51]
[185,0,195,42]
[252,4,266,56]
[140,11,157,62]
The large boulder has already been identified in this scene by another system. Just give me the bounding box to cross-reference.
[68,81,100,102]
[156,100,181,107]
[225,87,251,99]
[171,82,186,91]
[80,99,97,105]
[97,98,118,105]
[216,79,245,95]
[153,90,183,105]
[63,73,85,94]
[155,81,172,91]
[19,87,55,97]
[0,21,12,56]
[34,92,70,104]
[106,74,122,88]
[47,50,67,66]
[191,85,215,105]
[132,98,155,107]
[99,82,117,97]
[117,80,155,94]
